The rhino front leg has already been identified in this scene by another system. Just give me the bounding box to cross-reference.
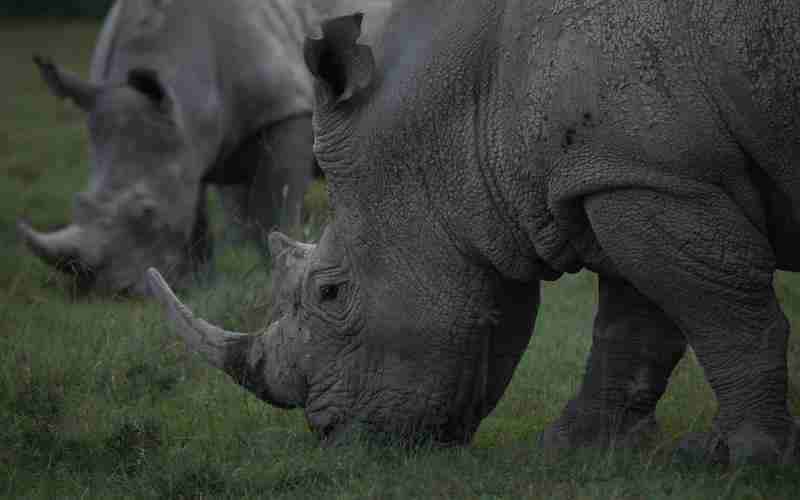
[214,114,315,247]
[244,114,315,241]
[584,186,798,465]
[542,275,686,450]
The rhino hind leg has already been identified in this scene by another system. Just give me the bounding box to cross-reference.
[541,276,686,451]
[584,187,798,465]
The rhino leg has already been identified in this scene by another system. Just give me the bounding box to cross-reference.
[584,187,798,465]
[215,184,252,244]
[541,276,686,450]
[224,115,315,244]
[213,114,314,247]
[250,114,315,234]
[187,185,213,267]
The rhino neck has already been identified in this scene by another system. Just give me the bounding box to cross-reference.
[365,0,554,283]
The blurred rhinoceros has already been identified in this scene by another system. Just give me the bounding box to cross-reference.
[18,0,389,295]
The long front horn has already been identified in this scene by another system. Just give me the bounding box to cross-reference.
[148,267,307,409]
[147,268,250,370]
[17,220,91,274]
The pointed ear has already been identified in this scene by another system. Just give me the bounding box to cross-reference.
[127,68,170,111]
[33,54,99,111]
[304,13,375,104]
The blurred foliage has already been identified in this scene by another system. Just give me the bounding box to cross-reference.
[303,179,330,235]
[0,0,113,18]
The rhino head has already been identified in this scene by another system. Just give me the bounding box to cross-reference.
[148,12,542,446]
[150,222,538,444]
[19,56,211,295]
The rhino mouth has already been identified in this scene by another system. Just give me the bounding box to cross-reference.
[315,418,475,448]
[307,402,478,448]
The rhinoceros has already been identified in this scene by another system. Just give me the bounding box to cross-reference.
[17,0,388,295]
[149,1,800,464]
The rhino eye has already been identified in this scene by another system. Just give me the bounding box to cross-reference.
[131,203,156,221]
[319,283,340,302]
[140,205,156,219]
[310,278,353,323]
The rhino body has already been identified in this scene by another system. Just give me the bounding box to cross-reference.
[19,0,389,295]
[151,0,800,464]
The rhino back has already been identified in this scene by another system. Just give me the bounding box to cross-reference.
[497,0,798,272]
[90,0,124,82]
[359,0,797,278]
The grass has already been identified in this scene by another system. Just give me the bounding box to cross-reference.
[1,19,799,499]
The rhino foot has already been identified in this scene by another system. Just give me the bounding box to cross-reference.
[673,419,800,466]
[672,431,729,466]
[540,408,659,451]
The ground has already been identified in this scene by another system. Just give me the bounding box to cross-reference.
[1,18,799,499]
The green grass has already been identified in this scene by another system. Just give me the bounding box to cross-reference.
[1,20,799,499]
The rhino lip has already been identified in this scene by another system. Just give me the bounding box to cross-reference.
[53,256,95,277]
[55,261,99,295]
[313,414,473,448]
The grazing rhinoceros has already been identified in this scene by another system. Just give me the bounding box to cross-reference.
[17,0,389,295]
[149,0,800,464]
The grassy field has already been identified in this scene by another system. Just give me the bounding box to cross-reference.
[2,19,800,499]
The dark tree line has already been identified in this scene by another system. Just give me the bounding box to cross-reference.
[1,0,113,18]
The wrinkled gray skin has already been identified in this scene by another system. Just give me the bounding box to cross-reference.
[150,0,800,463]
[19,0,329,295]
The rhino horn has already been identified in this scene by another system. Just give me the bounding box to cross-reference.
[148,267,307,409]
[17,220,93,274]
[33,55,99,110]
[147,268,250,370]
[268,231,316,259]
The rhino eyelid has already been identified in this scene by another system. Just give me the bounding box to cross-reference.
[314,278,348,298]
[310,265,346,281]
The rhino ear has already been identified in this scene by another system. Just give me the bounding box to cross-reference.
[304,13,375,104]
[127,68,170,111]
[33,54,99,111]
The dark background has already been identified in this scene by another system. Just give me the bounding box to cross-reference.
[1,0,113,17]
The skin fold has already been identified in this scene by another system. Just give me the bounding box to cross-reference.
[150,0,800,464]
